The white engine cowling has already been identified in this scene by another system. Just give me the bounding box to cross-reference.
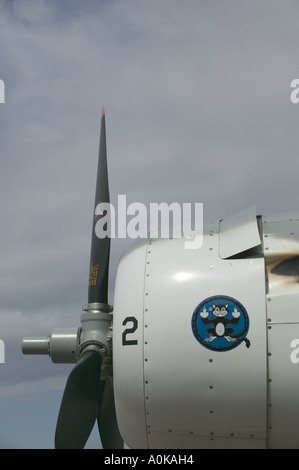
[113,206,299,449]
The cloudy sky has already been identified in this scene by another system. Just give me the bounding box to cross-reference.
[1,0,299,448]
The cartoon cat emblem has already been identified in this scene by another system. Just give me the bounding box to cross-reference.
[191,296,250,352]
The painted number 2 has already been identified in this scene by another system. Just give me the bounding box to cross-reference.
[122,316,138,346]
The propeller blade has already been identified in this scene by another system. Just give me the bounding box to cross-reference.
[55,350,102,449]
[98,376,123,449]
[88,107,111,305]
[55,109,122,449]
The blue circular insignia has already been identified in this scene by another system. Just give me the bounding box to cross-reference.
[191,295,250,352]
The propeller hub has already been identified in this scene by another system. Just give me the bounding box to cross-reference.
[78,303,113,379]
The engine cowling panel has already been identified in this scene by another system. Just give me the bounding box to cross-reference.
[113,207,272,448]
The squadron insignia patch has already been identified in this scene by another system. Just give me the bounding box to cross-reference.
[191,295,250,352]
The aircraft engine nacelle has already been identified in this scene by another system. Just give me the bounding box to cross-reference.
[113,206,299,449]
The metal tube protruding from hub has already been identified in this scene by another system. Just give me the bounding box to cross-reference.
[22,328,79,364]
[22,336,50,355]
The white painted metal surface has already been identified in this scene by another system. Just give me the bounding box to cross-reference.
[267,324,299,448]
[262,212,299,448]
[219,205,261,259]
[113,240,148,448]
[113,220,267,449]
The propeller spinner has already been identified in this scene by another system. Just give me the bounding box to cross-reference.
[22,108,123,449]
